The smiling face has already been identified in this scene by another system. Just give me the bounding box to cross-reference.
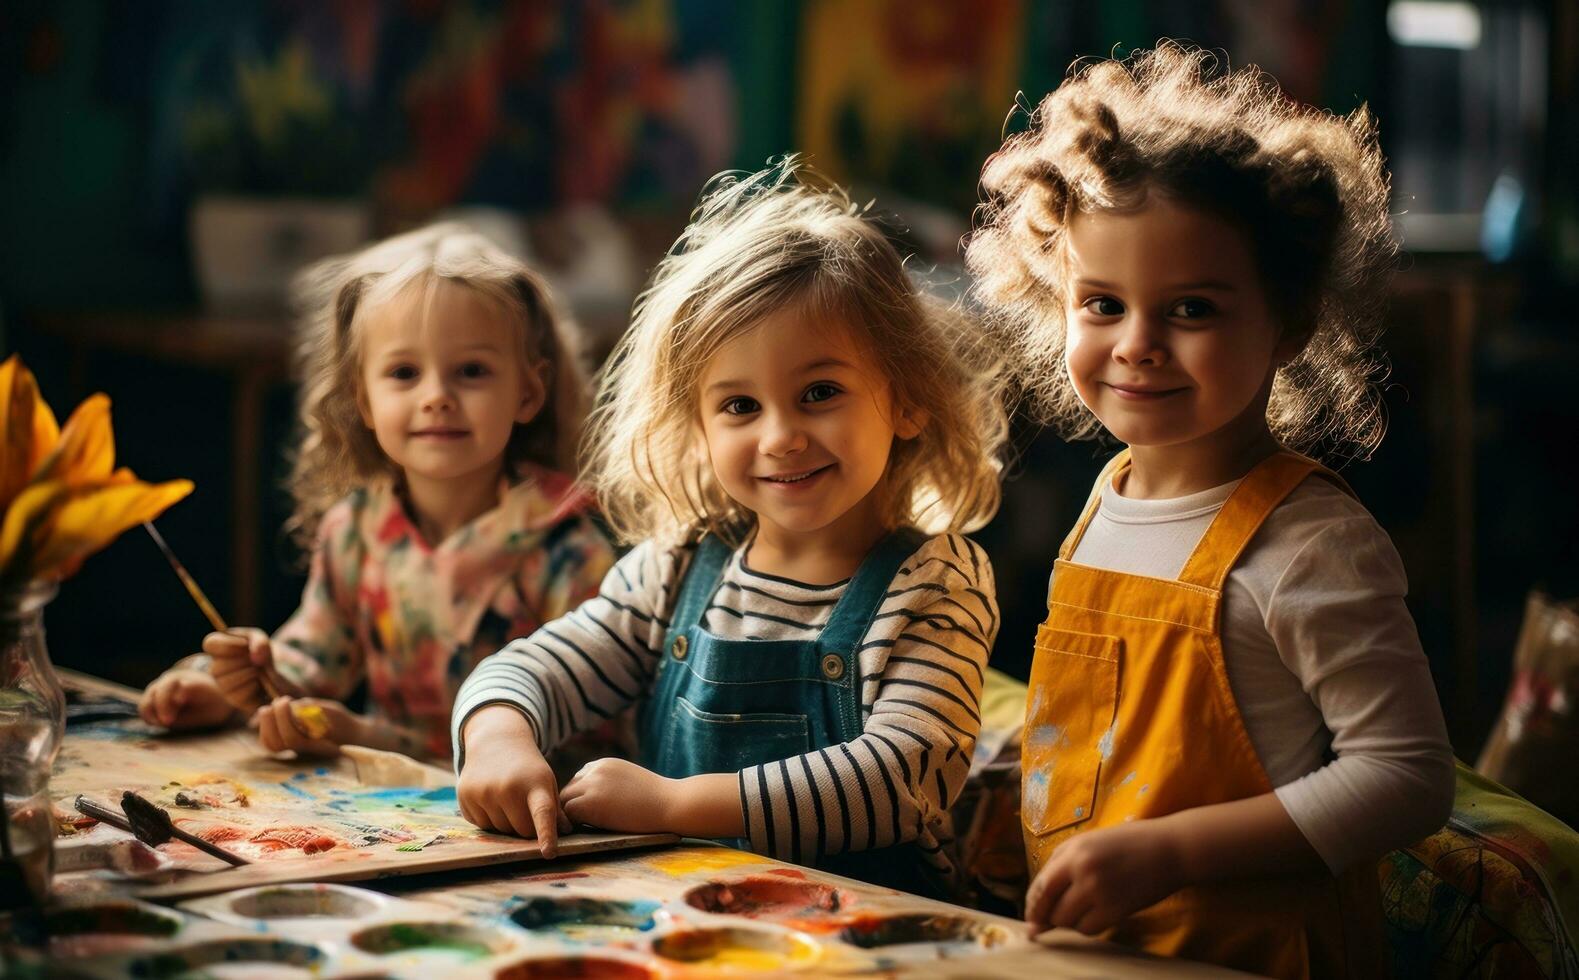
[357,281,545,488]
[1063,194,1296,463]
[697,304,922,551]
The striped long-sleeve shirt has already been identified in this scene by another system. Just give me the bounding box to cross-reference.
[453,532,997,882]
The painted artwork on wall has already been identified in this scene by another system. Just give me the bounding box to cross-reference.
[795,0,1025,212]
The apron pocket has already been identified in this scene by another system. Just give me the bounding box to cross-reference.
[1022,626,1120,837]
[660,697,812,775]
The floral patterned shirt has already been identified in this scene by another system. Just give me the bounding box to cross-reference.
[271,465,616,760]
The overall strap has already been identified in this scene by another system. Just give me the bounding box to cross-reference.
[817,527,930,654]
[1059,450,1132,560]
[664,533,733,646]
[1175,451,1352,591]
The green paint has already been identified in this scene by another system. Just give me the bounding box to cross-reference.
[358,923,495,960]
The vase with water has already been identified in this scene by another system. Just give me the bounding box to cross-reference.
[0,581,65,908]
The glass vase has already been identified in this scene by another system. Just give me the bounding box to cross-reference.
[0,581,65,908]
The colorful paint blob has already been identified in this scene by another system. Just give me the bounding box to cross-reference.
[509,897,661,941]
[652,926,819,971]
[351,921,516,961]
[494,956,657,979]
[643,846,770,878]
[45,901,183,958]
[684,877,852,920]
[838,913,1012,949]
[227,883,383,920]
[127,937,325,978]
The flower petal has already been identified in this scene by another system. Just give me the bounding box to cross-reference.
[0,356,53,510]
[32,393,114,486]
[6,477,194,583]
[0,479,72,578]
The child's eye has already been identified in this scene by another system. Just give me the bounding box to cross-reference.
[1169,298,1215,318]
[803,382,842,404]
[721,396,760,416]
[388,365,418,381]
[458,362,492,379]
[1083,296,1124,317]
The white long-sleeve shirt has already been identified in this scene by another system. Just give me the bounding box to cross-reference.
[1066,474,1455,872]
[454,532,997,883]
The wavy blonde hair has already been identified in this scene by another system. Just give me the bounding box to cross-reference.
[584,161,1009,547]
[967,42,1397,462]
[286,223,586,546]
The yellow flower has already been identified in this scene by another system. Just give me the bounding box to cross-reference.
[0,356,193,584]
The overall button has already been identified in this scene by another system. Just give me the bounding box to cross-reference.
[820,654,845,680]
[672,635,690,660]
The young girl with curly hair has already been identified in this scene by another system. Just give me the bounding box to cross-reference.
[453,162,1009,895]
[139,224,616,761]
[967,44,1453,976]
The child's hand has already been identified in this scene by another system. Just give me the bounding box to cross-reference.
[138,670,237,730]
[457,704,571,857]
[1025,820,1186,936]
[204,627,292,710]
[560,759,678,834]
[251,696,362,758]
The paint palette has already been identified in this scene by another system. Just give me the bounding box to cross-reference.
[35,846,1031,977]
[49,719,676,900]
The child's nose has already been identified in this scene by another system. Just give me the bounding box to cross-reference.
[418,377,457,410]
[758,412,808,456]
[1112,315,1168,367]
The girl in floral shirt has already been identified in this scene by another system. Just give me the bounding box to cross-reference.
[139,224,616,760]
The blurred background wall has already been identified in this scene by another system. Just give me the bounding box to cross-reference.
[2,0,1575,757]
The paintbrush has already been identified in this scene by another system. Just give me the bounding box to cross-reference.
[144,521,283,701]
[119,791,250,867]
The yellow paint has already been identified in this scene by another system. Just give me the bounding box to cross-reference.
[644,846,768,877]
[695,947,797,970]
[293,704,331,739]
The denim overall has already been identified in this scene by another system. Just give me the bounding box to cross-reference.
[637,528,941,896]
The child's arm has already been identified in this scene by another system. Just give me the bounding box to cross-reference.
[737,538,995,860]
[1028,508,1455,933]
[453,542,673,837]
[557,535,996,857]
[265,502,366,703]
[1026,790,1320,933]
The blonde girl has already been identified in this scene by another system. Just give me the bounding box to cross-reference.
[454,162,1008,895]
[139,224,616,761]
[967,44,1454,977]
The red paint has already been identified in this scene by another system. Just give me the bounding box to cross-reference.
[495,957,654,979]
[248,826,342,854]
[683,876,852,920]
[769,868,806,878]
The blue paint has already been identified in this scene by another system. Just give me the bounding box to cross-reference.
[320,786,459,815]
[1023,770,1051,822]
[1097,721,1117,761]
[277,781,314,800]
[1027,724,1066,751]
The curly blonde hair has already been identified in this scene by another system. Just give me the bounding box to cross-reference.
[286,223,586,546]
[967,42,1397,461]
[584,160,1009,547]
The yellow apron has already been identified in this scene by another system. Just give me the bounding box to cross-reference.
[1023,450,1385,979]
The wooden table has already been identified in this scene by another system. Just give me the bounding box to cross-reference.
[20,672,1253,978]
